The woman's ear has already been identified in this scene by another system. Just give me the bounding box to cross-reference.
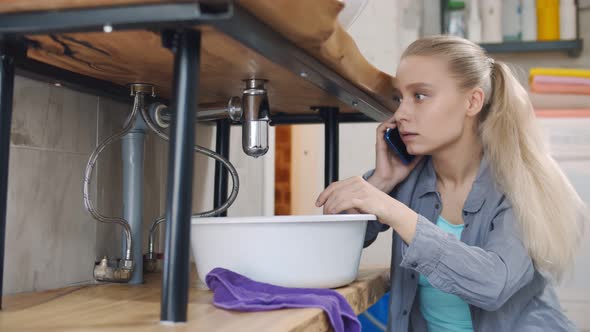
[466,87,485,118]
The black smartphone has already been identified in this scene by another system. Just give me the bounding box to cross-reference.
[384,127,415,165]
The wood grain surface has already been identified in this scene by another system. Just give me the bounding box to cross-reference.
[0,0,397,116]
[1,267,390,332]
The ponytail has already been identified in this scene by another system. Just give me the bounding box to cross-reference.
[481,60,585,280]
[404,36,587,280]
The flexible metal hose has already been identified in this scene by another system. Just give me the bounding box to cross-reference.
[141,103,240,259]
[140,103,239,217]
[85,96,240,265]
[83,95,143,261]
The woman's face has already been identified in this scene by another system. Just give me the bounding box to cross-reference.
[393,55,481,156]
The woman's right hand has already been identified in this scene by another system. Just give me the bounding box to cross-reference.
[368,117,422,193]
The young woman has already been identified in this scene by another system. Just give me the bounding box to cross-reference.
[316,36,586,331]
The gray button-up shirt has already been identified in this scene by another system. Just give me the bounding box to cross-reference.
[363,156,577,331]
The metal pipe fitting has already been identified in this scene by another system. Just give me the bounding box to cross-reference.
[129,83,155,97]
[149,79,271,158]
[94,256,134,283]
[241,79,270,158]
[84,83,154,283]
[150,96,242,129]
[144,216,165,273]
[197,97,243,122]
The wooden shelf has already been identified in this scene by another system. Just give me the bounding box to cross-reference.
[0,1,398,120]
[480,39,584,57]
[1,267,390,331]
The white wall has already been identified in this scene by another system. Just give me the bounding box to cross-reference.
[291,124,324,216]
[539,118,590,330]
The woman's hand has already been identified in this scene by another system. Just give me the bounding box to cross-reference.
[370,117,422,193]
[315,176,418,236]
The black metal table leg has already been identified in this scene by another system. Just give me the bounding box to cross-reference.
[214,119,230,217]
[160,29,201,323]
[0,42,16,310]
[320,107,340,188]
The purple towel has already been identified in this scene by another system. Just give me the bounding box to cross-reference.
[205,268,361,332]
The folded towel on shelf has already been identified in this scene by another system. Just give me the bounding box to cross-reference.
[532,75,590,86]
[530,81,590,95]
[205,267,361,332]
[529,93,590,109]
[530,68,590,80]
[535,109,590,118]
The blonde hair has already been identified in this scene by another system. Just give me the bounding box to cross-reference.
[402,35,586,280]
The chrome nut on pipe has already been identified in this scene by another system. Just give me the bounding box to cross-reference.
[93,257,134,283]
[120,259,134,270]
[114,267,132,281]
[129,83,156,97]
[227,96,243,122]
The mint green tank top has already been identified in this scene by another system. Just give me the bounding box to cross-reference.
[418,216,474,332]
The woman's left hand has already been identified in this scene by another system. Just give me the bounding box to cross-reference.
[315,176,418,231]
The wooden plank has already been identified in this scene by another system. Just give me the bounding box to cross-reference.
[0,0,397,116]
[0,267,390,331]
[26,29,361,114]
[0,0,191,14]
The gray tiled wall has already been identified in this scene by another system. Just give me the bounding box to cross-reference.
[4,76,165,294]
[3,74,274,295]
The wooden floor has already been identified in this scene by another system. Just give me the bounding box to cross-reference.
[1,267,390,331]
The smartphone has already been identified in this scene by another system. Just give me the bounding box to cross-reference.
[384,127,415,165]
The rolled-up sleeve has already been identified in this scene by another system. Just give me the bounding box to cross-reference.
[362,169,390,247]
[400,208,534,311]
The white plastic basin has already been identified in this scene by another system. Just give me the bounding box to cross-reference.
[190,214,375,289]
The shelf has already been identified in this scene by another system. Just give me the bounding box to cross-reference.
[480,39,584,57]
[0,1,398,120]
[1,267,391,331]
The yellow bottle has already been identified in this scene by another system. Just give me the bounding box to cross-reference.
[537,0,560,41]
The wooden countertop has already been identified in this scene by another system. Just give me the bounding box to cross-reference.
[0,0,397,118]
[0,266,390,331]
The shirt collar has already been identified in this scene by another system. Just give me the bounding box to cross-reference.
[415,154,492,213]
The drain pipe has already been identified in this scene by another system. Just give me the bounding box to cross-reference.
[86,83,154,283]
[121,121,145,283]
[120,84,150,284]
[241,79,270,158]
[152,96,243,127]
[150,79,270,158]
